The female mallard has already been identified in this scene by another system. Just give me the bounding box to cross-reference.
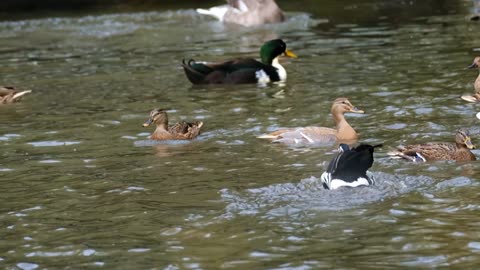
[257,98,364,144]
[321,143,382,190]
[388,130,476,162]
[196,0,284,27]
[142,108,204,140]
[182,39,297,84]
[0,86,32,104]
[461,57,480,102]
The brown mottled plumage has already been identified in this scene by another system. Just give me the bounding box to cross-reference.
[461,57,480,102]
[142,109,203,140]
[389,130,476,162]
[0,86,32,104]
[257,98,364,144]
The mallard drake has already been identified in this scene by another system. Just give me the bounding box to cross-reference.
[257,98,364,144]
[461,57,480,102]
[321,143,382,190]
[0,86,32,104]
[388,130,476,162]
[196,0,284,27]
[142,108,204,140]
[182,39,297,84]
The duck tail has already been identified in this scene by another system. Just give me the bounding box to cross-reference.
[196,6,228,21]
[182,59,215,84]
[461,94,480,103]
[256,134,279,139]
[182,59,208,84]
[11,90,32,101]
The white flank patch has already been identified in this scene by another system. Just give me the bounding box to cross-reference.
[320,172,331,188]
[272,57,287,81]
[330,177,370,190]
[476,112,480,119]
[255,69,271,84]
[322,171,374,190]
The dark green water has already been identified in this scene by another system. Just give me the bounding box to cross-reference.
[1,0,480,269]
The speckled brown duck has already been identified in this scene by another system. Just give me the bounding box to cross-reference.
[196,0,285,27]
[461,57,480,102]
[142,108,203,140]
[388,129,476,162]
[257,98,364,144]
[0,86,32,104]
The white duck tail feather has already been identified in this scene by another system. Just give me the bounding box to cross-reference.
[196,6,229,21]
[257,134,279,139]
[12,90,32,100]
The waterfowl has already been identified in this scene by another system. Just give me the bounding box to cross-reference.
[321,143,382,190]
[142,108,203,140]
[182,39,297,84]
[257,98,364,144]
[196,0,285,27]
[461,57,480,102]
[388,130,476,162]
[0,86,32,104]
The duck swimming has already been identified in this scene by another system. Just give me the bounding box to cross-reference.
[0,86,32,104]
[461,57,480,102]
[142,108,204,140]
[196,0,285,27]
[388,129,476,162]
[257,98,364,144]
[182,39,297,84]
[321,143,382,190]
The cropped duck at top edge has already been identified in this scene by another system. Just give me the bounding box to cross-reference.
[321,143,382,190]
[142,108,204,140]
[196,0,285,27]
[461,56,480,102]
[388,129,476,162]
[182,39,297,85]
[0,86,32,104]
[257,98,364,144]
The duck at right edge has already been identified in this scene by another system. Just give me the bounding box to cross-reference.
[388,129,476,162]
[461,57,480,102]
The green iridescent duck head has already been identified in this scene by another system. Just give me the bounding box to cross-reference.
[260,39,297,65]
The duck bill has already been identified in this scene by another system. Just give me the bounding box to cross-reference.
[349,107,364,114]
[143,118,153,127]
[284,49,298,58]
[465,138,475,149]
[467,62,478,69]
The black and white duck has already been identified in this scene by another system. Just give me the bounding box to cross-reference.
[321,144,382,190]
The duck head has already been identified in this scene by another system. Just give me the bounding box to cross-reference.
[143,108,168,128]
[467,57,480,69]
[260,39,297,64]
[331,97,365,115]
[456,129,475,149]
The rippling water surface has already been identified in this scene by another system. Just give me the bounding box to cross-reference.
[2,0,480,268]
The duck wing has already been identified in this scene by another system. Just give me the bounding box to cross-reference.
[398,143,455,161]
[182,58,279,84]
[270,127,337,144]
[168,121,204,139]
